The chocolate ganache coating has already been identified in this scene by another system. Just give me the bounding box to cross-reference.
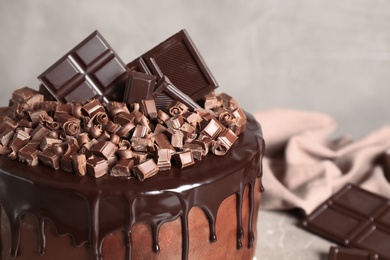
[0,113,264,260]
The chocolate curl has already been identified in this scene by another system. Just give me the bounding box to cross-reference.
[211,128,238,156]
[63,120,80,136]
[230,108,247,136]
[133,159,159,181]
[218,110,235,127]
[106,101,130,118]
[88,124,103,139]
[71,103,83,118]
[167,101,189,116]
[218,93,239,111]
[93,112,109,125]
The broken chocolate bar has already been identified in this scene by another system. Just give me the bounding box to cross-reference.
[133,159,159,181]
[327,246,378,260]
[173,151,195,169]
[38,30,128,104]
[123,70,156,104]
[302,184,390,259]
[127,29,218,101]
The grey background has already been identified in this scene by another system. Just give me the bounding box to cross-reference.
[1,0,390,139]
[1,1,389,259]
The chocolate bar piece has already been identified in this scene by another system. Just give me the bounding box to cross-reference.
[133,159,159,181]
[38,30,128,104]
[127,29,218,101]
[173,151,195,169]
[123,71,156,104]
[327,246,378,260]
[153,76,201,111]
[302,184,390,259]
[111,159,134,177]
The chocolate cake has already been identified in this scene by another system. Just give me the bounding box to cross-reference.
[0,30,265,260]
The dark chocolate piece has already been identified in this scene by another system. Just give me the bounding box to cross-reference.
[123,71,156,104]
[327,246,378,260]
[38,147,60,170]
[86,156,109,178]
[302,184,390,259]
[153,76,201,111]
[133,158,159,181]
[127,29,218,101]
[38,30,128,104]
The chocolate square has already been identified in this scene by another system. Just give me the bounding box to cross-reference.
[38,30,128,104]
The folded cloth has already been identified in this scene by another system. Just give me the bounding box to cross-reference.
[254,108,390,215]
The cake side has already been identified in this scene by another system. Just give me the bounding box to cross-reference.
[0,113,264,260]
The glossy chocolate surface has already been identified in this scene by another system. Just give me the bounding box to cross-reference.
[38,31,128,104]
[127,29,218,101]
[0,113,264,260]
[303,184,390,259]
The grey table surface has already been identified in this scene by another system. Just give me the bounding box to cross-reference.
[256,210,333,260]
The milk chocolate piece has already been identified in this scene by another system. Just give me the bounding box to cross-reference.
[86,156,108,178]
[113,112,135,126]
[132,125,149,138]
[156,149,172,171]
[133,159,159,181]
[140,99,157,120]
[167,101,189,116]
[106,101,130,118]
[153,76,201,111]
[60,153,75,172]
[111,159,134,177]
[170,130,184,148]
[12,87,40,104]
[173,151,195,169]
[18,141,41,166]
[72,153,87,176]
[38,147,60,170]
[302,184,390,259]
[0,127,14,146]
[123,71,156,104]
[133,152,148,164]
[130,137,150,152]
[127,29,218,101]
[116,148,133,160]
[39,136,62,151]
[28,110,49,127]
[38,30,128,104]
[201,117,223,140]
[328,246,378,260]
[91,140,118,160]
[212,128,238,156]
[182,143,203,161]
[9,129,30,154]
[154,133,175,152]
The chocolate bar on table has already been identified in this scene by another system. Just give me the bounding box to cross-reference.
[327,246,378,260]
[302,184,390,259]
[127,29,218,102]
[38,30,128,104]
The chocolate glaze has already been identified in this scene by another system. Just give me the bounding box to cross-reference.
[0,113,264,260]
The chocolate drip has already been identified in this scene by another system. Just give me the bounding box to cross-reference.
[0,113,264,260]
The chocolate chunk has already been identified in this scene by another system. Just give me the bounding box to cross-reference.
[173,151,195,169]
[72,153,87,176]
[39,136,62,151]
[91,140,118,160]
[123,71,156,104]
[38,147,61,170]
[156,149,172,171]
[230,108,247,136]
[127,29,218,101]
[200,116,224,140]
[133,159,159,181]
[153,76,201,111]
[170,130,184,149]
[140,99,158,120]
[157,110,170,123]
[130,137,151,152]
[81,99,105,117]
[192,138,214,156]
[202,92,219,110]
[60,153,75,172]
[18,141,41,166]
[132,125,149,138]
[116,148,134,160]
[133,152,148,165]
[115,123,135,138]
[11,87,40,104]
[9,129,31,156]
[166,115,184,129]
[182,143,203,161]
[154,133,175,152]
[212,128,238,156]
[86,156,109,178]
[328,246,378,260]
[28,110,49,127]
[38,30,128,104]
[113,112,135,126]
[111,159,134,177]
[302,184,390,259]
[0,127,14,146]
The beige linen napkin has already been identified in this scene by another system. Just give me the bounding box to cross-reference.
[254,108,390,214]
